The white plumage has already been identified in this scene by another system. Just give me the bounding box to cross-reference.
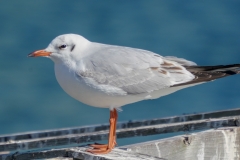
[29,34,240,154]
[41,34,197,108]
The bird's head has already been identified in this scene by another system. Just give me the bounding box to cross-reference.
[28,34,90,63]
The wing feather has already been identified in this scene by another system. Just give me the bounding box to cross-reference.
[76,44,195,94]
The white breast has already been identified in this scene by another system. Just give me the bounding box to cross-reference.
[54,64,141,108]
[54,63,199,109]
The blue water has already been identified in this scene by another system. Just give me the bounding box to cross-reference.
[1,1,240,146]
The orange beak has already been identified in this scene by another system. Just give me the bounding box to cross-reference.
[28,50,51,57]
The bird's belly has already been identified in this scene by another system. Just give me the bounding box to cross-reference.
[54,65,144,108]
[54,64,200,108]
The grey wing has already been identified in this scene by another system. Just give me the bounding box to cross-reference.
[164,56,197,66]
[76,45,195,95]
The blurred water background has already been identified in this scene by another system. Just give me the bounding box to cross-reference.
[0,1,240,146]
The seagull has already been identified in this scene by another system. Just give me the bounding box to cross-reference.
[28,34,240,154]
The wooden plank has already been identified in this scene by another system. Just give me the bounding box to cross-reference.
[126,127,240,160]
[1,127,239,160]
[0,116,239,152]
[1,108,240,143]
[1,147,162,160]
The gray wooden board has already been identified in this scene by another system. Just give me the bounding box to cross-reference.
[1,108,240,143]
[0,116,239,152]
[125,127,240,160]
[1,127,240,160]
[1,147,162,160]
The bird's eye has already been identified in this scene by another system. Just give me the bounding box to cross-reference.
[59,44,67,49]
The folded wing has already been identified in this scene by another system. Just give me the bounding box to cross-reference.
[76,44,195,95]
[173,64,240,87]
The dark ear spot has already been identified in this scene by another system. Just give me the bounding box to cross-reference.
[71,45,75,52]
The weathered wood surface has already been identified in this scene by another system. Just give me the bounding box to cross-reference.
[0,108,240,159]
[0,108,239,152]
[1,147,162,160]
[126,127,240,160]
[0,116,239,152]
[1,127,239,160]
[1,108,240,143]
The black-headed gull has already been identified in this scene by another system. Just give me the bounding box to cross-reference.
[28,34,240,154]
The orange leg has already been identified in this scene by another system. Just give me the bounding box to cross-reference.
[112,109,118,146]
[86,108,118,154]
[89,109,118,149]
